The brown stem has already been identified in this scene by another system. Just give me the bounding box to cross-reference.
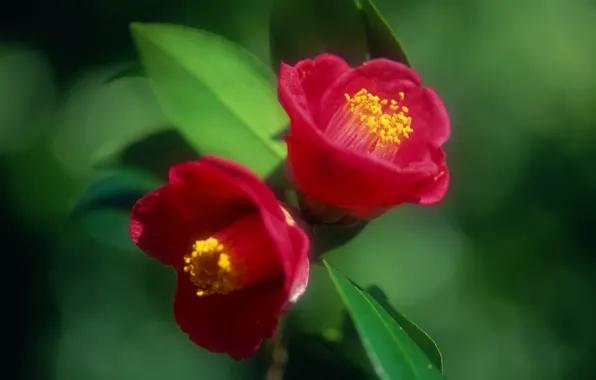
[265,317,288,380]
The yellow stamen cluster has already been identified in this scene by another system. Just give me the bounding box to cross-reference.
[344,89,413,148]
[183,238,237,297]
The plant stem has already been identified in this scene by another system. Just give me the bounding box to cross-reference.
[265,317,288,380]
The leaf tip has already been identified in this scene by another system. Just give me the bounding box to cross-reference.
[129,22,146,38]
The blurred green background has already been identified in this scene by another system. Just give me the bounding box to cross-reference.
[2,0,596,379]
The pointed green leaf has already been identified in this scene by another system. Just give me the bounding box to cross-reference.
[358,0,410,65]
[322,284,443,378]
[130,23,288,178]
[365,286,443,372]
[270,0,368,69]
[324,260,445,380]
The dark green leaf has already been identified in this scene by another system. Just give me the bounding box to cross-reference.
[324,260,445,380]
[114,129,200,182]
[319,328,378,379]
[70,167,163,249]
[52,76,170,175]
[79,209,137,250]
[358,0,410,65]
[285,332,376,380]
[270,0,368,69]
[72,167,163,217]
[130,23,288,178]
[366,286,444,372]
[313,222,368,256]
[104,63,145,83]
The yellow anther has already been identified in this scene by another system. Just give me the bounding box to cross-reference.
[183,237,239,297]
[343,88,414,149]
[218,253,231,270]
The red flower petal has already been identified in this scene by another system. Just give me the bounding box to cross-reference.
[173,204,309,360]
[131,156,311,359]
[285,135,373,207]
[194,156,289,225]
[174,273,286,360]
[420,87,451,147]
[212,213,284,290]
[278,55,450,219]
[169,158,290,250]
[278,62,319,138]
[291,54,350,125]
[318,59,421,131]
[130,184,242,266]
[132,156,290,267]
[285,134,436,218]
[416,150,450,205]
[284,224,310,308]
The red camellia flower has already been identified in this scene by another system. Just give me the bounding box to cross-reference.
[278,54,450,221]
[129,156,310,360]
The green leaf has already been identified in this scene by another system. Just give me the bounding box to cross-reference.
[313,222,369,256]
[52,75,170,175]
[366,286,444,372]
[337,286,444,374]
[79,209,138,250]
[269,0,368,69]
[114,129,201,182]
[70,167,163,250]
[130,23,288,178]
[72,167,163,217]
[319,328,378,379]
[358,0,410,65]
[324,260,445,380]
[287,332,375,380]
[104,63,145,83]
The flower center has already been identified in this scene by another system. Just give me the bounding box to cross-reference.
[327,88,413,160]
[345,89,413,146]
[183,238,240,297]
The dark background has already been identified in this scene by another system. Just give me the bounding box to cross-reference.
[1,0,595,379]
